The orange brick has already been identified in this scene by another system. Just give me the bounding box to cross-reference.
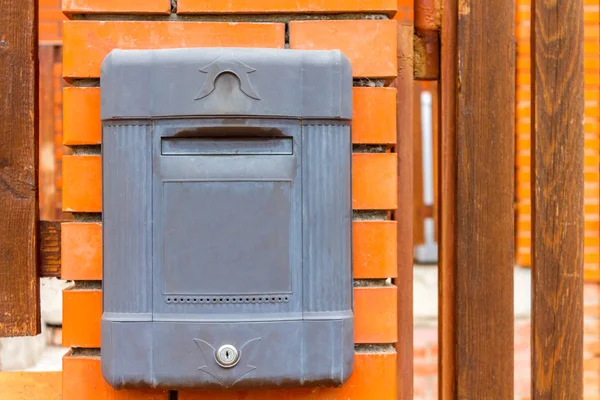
[586,269,600,283]
[352,153,398,210]
[354,286,397,343]
[40,0,60,6]
[584,56,600,72]
[63,87,100,145]
[179,351,397,399]
[585,317,600,335]
[413,360,438,376]
[63,0,170,15]
[62,354,167,400]
[353,220,397,279]
[39,21,60,42]
[62,155,102,212]
[61,222,102,281]
[61,287,395,347]
[584,357,600,371]
[178,0,397,15]
[393,5,414,22]
[62,153,398,211]
[0,372,61,400]
[585,303,600,318]
[352,87,397,144]
[516,252,531,267]
[413,346,427,359]
[40,8,66,22]
[62,289,102,348]
[585,339,600,356]
[289,20,397,78]
[63,21,285,78]
[62,87,398,146]
[60,219,398,281]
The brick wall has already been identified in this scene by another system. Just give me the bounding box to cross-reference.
[40,0,66,43]
[60,1,406,399]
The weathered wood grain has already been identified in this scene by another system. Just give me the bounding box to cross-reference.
[39,221,61,278]
[392,23,414,400]
[455,0,515,397]
[439,0,516,398]
[531,0,585,398]
[0,0,40,337]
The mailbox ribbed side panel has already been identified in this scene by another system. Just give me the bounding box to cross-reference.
[302,123,352,313]
[102,123,153,317]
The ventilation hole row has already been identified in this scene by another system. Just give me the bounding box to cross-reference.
[165,296,290,304]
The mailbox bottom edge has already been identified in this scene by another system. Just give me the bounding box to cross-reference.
[101,316,354,390]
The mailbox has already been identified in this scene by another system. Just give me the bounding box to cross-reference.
[101,48,353,390]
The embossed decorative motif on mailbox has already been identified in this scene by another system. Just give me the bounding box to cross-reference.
[101,48,353,390]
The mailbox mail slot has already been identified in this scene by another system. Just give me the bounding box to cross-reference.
[101,48,353,390]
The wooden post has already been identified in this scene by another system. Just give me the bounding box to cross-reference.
[438,0,457,396]
[393,24,414,400]
[439,0,515,397]
[0,0,40,337]
[531,0,584,398]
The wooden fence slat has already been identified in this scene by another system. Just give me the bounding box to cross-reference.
[440,0,515,397]
[392,23,414,400]
[0,0,40,337]
[455,1,515,397]
[531,0,585,397]
[438,0,457,397]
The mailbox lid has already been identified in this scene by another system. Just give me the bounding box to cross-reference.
[100,48,352,120]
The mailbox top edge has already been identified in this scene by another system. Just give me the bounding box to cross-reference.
[100,48,352,121]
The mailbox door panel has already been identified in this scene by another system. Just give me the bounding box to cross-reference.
[152,119,302,318]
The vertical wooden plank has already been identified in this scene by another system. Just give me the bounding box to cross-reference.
[392,23,414,400]
[531,0,584,398]
[439,0,515,398]
[438,0,457,397]
[0,0,40,337]
[455,0,515,398]
[39,45,56,221]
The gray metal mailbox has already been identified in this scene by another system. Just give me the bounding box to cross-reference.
[100,48,353,390]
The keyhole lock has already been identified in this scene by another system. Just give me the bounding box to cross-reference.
[215,344,240,368]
